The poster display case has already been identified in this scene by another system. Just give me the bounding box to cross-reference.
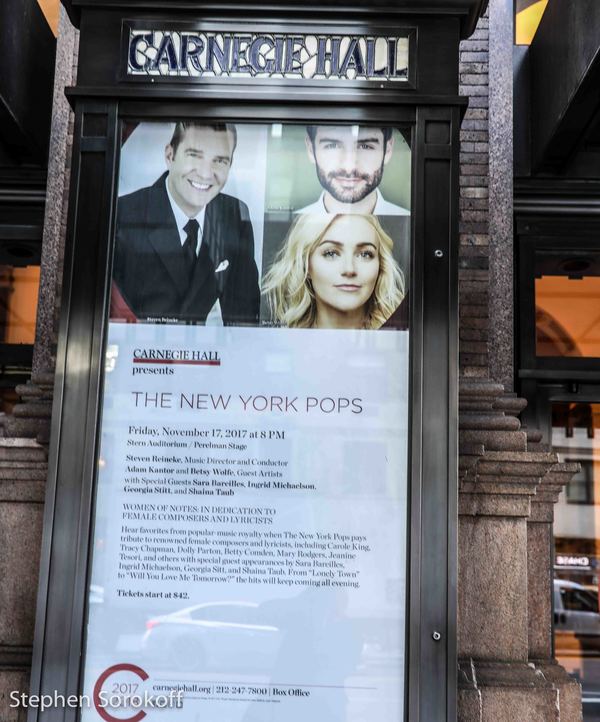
[26,2,482,720]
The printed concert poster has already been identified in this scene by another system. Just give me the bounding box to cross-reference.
[80,120,412,722]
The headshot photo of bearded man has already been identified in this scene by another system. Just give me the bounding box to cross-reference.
[111,121,260,326]
[297,125,410,217]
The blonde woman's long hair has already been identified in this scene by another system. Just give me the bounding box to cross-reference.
[262,214,405,329]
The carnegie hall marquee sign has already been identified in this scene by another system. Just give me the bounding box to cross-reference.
[126,28,411,82]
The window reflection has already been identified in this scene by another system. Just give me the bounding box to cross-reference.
[553,402,600,713]
[0,265,40,344]
[535,253,600,358]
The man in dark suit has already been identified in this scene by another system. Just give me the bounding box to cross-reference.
[112,122,260,325]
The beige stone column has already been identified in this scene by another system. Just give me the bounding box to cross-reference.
[458,379,582,721]
[529,464,583,721]
[0,441,46,720]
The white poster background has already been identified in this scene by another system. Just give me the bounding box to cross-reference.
[82,324,408,722]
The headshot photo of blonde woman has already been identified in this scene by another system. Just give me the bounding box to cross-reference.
[262,214,405,330]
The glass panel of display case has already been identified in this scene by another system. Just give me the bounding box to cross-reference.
[80,120,412,722]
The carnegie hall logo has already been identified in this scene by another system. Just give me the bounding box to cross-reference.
[132,348,220,375]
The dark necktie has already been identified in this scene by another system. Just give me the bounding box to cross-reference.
[183,218,200,284]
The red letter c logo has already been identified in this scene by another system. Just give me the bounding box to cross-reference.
[93,663,149,722]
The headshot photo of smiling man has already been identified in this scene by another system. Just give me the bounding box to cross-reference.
[111,121,260,326]
[297,125,410,216]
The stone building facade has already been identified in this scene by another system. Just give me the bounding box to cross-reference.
[0,8,78,716]
[0,1,585,720]
[457,2,582,720]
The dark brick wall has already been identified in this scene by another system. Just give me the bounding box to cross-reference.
[459,11,490,379]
